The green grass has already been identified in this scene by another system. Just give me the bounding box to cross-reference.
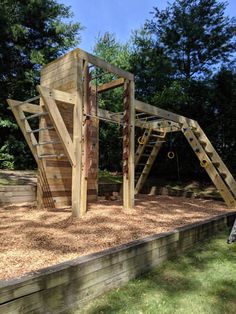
[81,231,236,314]
[98,169,122,184]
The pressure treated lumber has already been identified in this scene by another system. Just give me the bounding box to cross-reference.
[182,124,236,207]
[97,78,125,93]
[37,86,76,166]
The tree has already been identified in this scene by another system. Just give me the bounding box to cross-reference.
[146,0,235,79]
[130,28,173,103]
[211,67,236,173]
[0,0,82,169]
[130,0,236,181]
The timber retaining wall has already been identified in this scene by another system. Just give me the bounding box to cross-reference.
[0,212,235,313]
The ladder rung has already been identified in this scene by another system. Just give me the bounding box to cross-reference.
[23,112,48,120]
[142,154,150,157]
[13,96,40,107]
[137,163,146,166]
[33,140,60,146]
[27,126,54,133]
[150,134,162,138]
[38,154,65,159]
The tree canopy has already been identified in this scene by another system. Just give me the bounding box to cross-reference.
[0,0,82,169]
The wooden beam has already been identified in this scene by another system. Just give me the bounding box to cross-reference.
[21,103,41,114]
[76,49,134,80]
[135,100,195,125]
[39,86,76,104]
[123,80,135,210]
[7,99,39,163]
[71,59,84,217]
[37,85,76,166]
[97,78,125,93]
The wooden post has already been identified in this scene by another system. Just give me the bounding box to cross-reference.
[123,80,135,210]
[71,59,85,217]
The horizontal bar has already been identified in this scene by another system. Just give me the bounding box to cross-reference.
[12,96,40,108]
[23,112,48,120]
[37,86,76,104]
[135,99,195,125]
[38,154,65,159]
[33,140,60,146]
[97,78,125,93]
[27,126,54,134]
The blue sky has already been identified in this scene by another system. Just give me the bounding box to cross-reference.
[60,0,236,52]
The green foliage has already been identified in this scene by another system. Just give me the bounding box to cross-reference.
[130,27,173,103]
[130,0,236,179]
[0,0,82,169]
[146,0,236,79]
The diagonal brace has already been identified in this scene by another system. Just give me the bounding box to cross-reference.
[37,85,76,166]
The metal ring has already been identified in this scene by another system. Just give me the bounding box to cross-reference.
[167,151,175,159]
[200,160,208,168]
[138,136,145,145]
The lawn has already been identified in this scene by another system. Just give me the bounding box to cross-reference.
[81,230,236,314]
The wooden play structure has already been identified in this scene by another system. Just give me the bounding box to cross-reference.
[7,48,236,218]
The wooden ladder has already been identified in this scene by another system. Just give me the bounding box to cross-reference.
[135,129,166,194]
[182,122,236,208]
[7,86,76,166]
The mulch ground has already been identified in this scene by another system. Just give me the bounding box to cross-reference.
[0,195,234,281]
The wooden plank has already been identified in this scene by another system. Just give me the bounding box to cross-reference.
[37,86,76,105]
[41,53,75,76]
[20,103,42,114]
[41,74,76,91]
[37,86,76,166]
[71,59,84,217]
[76,49,134,80]
[97,78,125,93]
[135,100,195,125]
[7,99,39,164]
[41,64,76,84]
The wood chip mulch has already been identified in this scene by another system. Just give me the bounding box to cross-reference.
[0,195,234,281]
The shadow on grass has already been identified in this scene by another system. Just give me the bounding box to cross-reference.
[81,231,236,314]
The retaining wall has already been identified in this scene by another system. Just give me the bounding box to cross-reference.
[0,211,235,313]
[0,185,36,205]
